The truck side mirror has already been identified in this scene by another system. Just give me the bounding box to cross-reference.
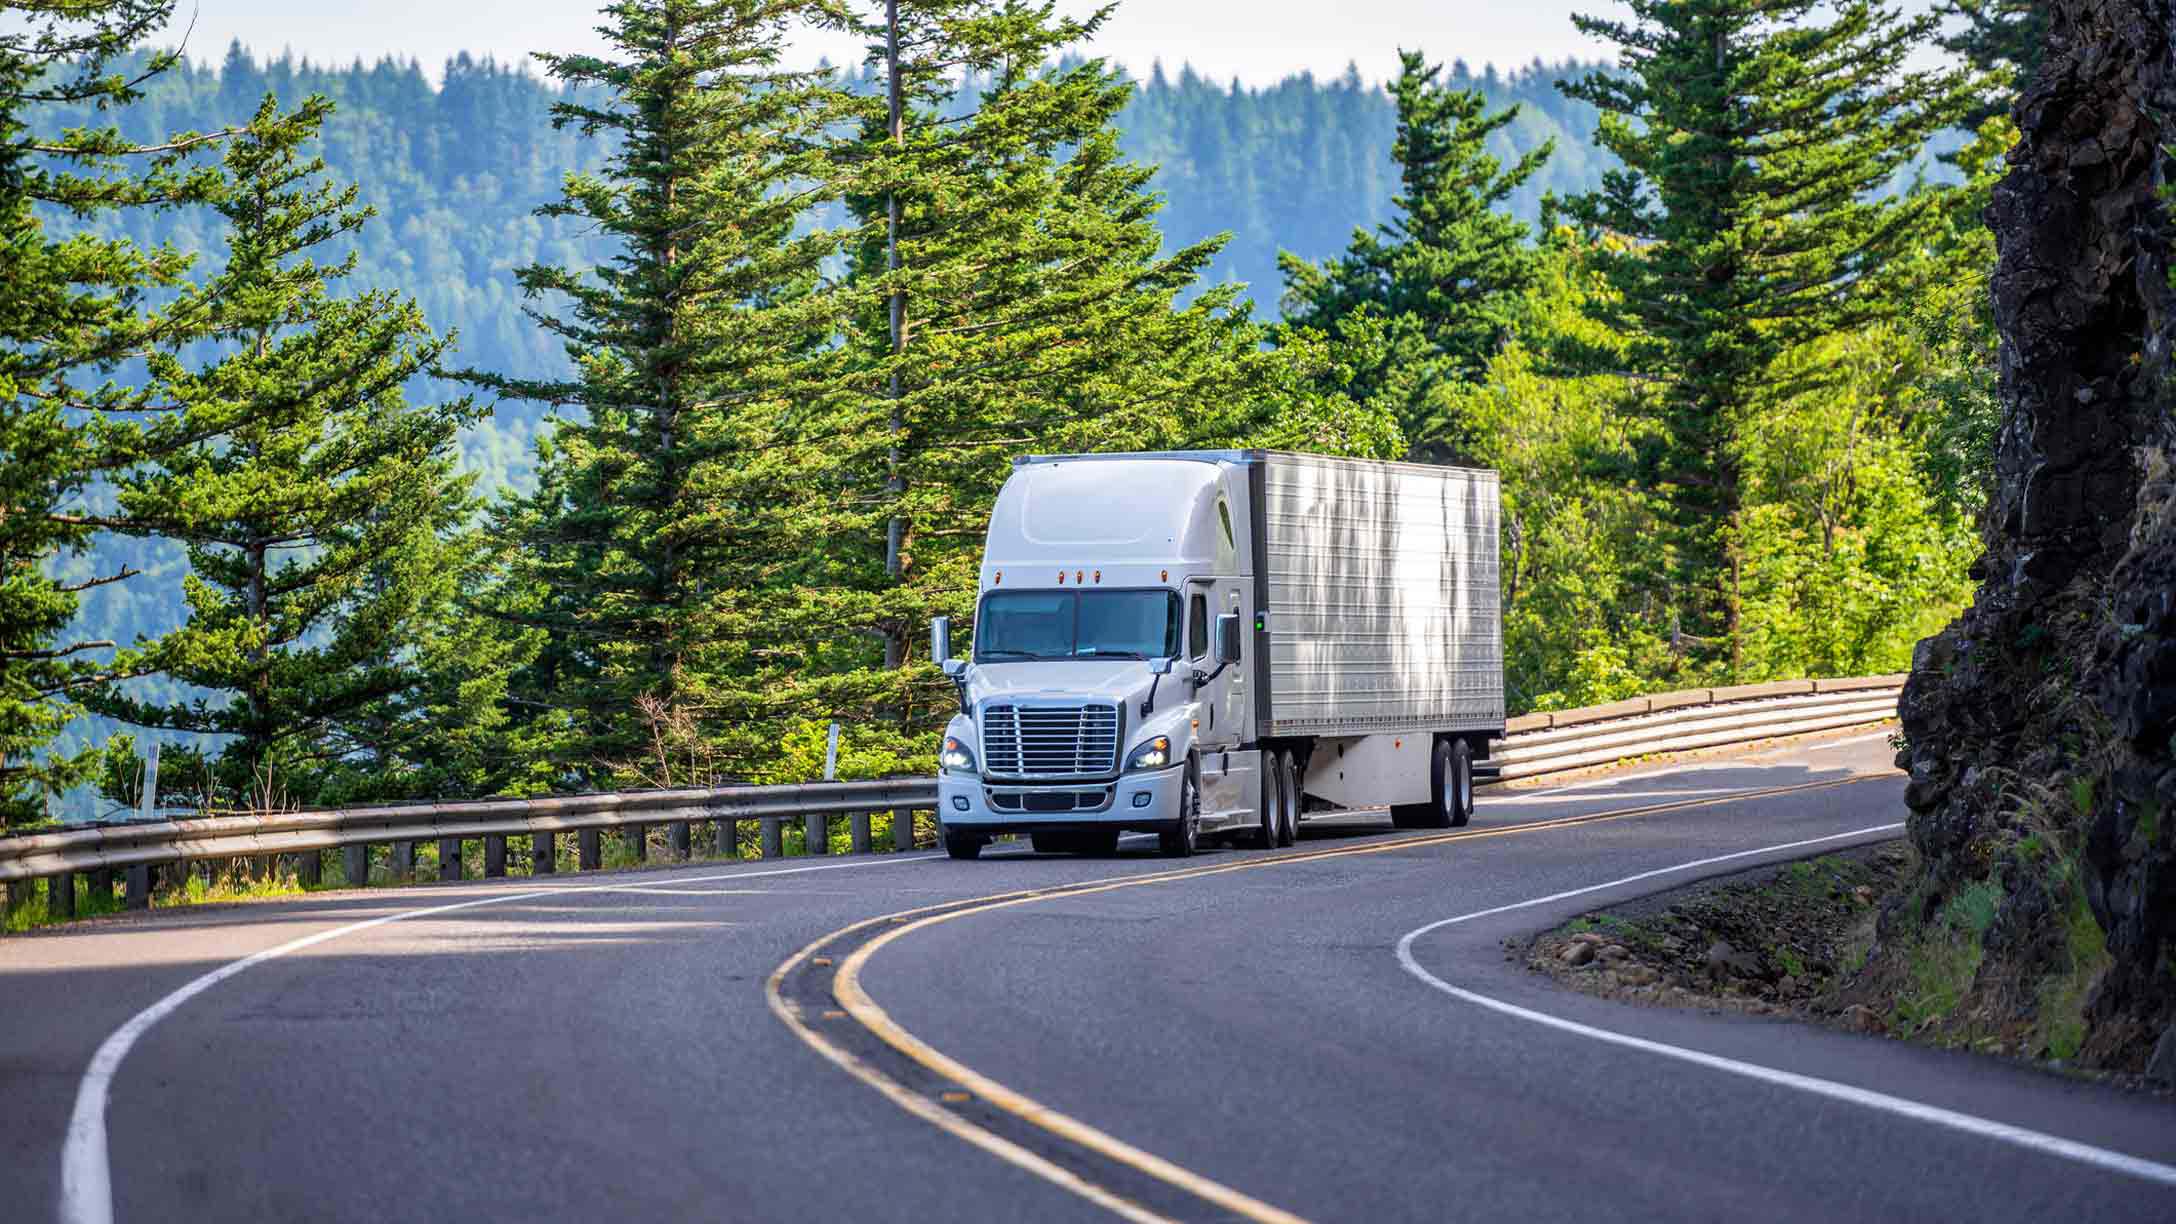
[1141,656,1173,717]
[1149,657,1174,675]
[1214,612,1242,667]
[931,616,953,664]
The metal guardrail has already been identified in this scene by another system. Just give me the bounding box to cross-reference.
[0,676,1902,923]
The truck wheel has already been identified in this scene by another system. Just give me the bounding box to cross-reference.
[1450,738,1475,828]
[1160,769,1200,858]
[1391,740,1457,830]
[944,832,983,860]
[1255,750,1281,850]
[1276,751,1300,847]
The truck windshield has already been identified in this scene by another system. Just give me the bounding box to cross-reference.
[975,590,1181,662]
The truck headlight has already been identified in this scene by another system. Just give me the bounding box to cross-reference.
[1126,735,1171,771]
[939,736,976,773]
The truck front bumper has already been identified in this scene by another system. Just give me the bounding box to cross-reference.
[938,765,1186,836]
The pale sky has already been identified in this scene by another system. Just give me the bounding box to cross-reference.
[151,1,1921,88]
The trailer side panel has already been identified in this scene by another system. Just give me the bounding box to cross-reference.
[1260,453,1503,738]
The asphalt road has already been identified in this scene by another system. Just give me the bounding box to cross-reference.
[3,731,2171,1222]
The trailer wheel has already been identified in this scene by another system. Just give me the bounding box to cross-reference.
[1392,739,1457,830]
[1270,749,1288,845]
[1160,768,1201,858]
[1254,751,1282,850]
[944,832,983,860]
[1449,738,1475,828]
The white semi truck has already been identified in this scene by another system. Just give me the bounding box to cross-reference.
[931,450,1504,859]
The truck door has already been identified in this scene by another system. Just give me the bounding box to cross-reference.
[1188,578,1252,818]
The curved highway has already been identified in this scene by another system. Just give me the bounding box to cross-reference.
[3,732,2171,1222]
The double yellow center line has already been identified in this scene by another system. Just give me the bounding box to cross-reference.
[767,774,1881,1223]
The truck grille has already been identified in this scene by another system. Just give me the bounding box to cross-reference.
[980,703,1121,779]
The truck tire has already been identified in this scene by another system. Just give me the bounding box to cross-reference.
[1276,750,1300,847]
[1254,750,1281,850]
[1160,768,1201,858]
[1391,739,1458,830]
[944,832,983,860]
[1449,738,1475,828]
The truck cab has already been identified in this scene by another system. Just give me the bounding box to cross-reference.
[933,454,1250,858]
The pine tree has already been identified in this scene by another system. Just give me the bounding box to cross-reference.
[476,0,852,785]
[1558,0,1971,676]
[1941,1,2048,126]
[0,0,232,827]
[89,95,494,807]
[1279,49,1551,462]
[719,1,1327,771]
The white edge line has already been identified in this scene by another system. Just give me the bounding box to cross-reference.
[59,851,939,1224]
[1392,825,2176,1189]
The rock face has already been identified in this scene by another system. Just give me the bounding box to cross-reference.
[1898,0,2176,1070]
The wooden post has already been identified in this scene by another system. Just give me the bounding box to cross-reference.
[484,835,507,878]
[391,841,416,881]
[344,844,370,887]
[5,879,31,917]
[159,861,191,893]
[851,811,872,855]
[625,824,647,863]
[533,832,557,875]
[296,852,321,887]
[578,829,601,871]
[90,867,115,899]
[892,808,915,853]
[668,821,691,861]
[805,811,828,856]
[760,818,782,860]
[48,873,75,920]
[716,818,740,858]
[439,838,463,882]
[125,865,151,910]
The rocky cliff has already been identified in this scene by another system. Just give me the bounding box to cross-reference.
[1896,0,2176,1074]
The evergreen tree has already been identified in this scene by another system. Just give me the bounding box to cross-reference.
[1941,1,2047,126]
[1558,0,1971,676]
[0,0,230,827]
[720,1,1338,771]
[476,0,852,785]
[89,95,496,807]
[1279,49,1551,462]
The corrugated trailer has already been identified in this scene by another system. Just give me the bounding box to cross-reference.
[1253,452,1505,740]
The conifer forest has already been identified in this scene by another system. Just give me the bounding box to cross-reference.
[3,0,2031,825]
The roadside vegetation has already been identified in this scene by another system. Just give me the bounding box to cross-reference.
[3,0,2018,830]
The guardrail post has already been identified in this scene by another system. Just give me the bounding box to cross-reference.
[438,837,463,882]
[125,865,151,910]
[805,811,828,856]
[485,835,507,878]
[668,821,690,861]
[159,862,190,893]
[296,852,321,887]
[851,811,872,855]
[892,808,914,854]
[760,818,781,860]
[49,872,75,920]
[578,829,601,871]
[533,832,557,875]
[625,825,647,863]
[90,867,114,899]
[6,879,31,917]
[391,840,416,881]
[717,818,740,858]
[344,844,369,886]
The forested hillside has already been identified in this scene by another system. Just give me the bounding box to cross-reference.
[9,0,1992,828]
[48,44,1607,492]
